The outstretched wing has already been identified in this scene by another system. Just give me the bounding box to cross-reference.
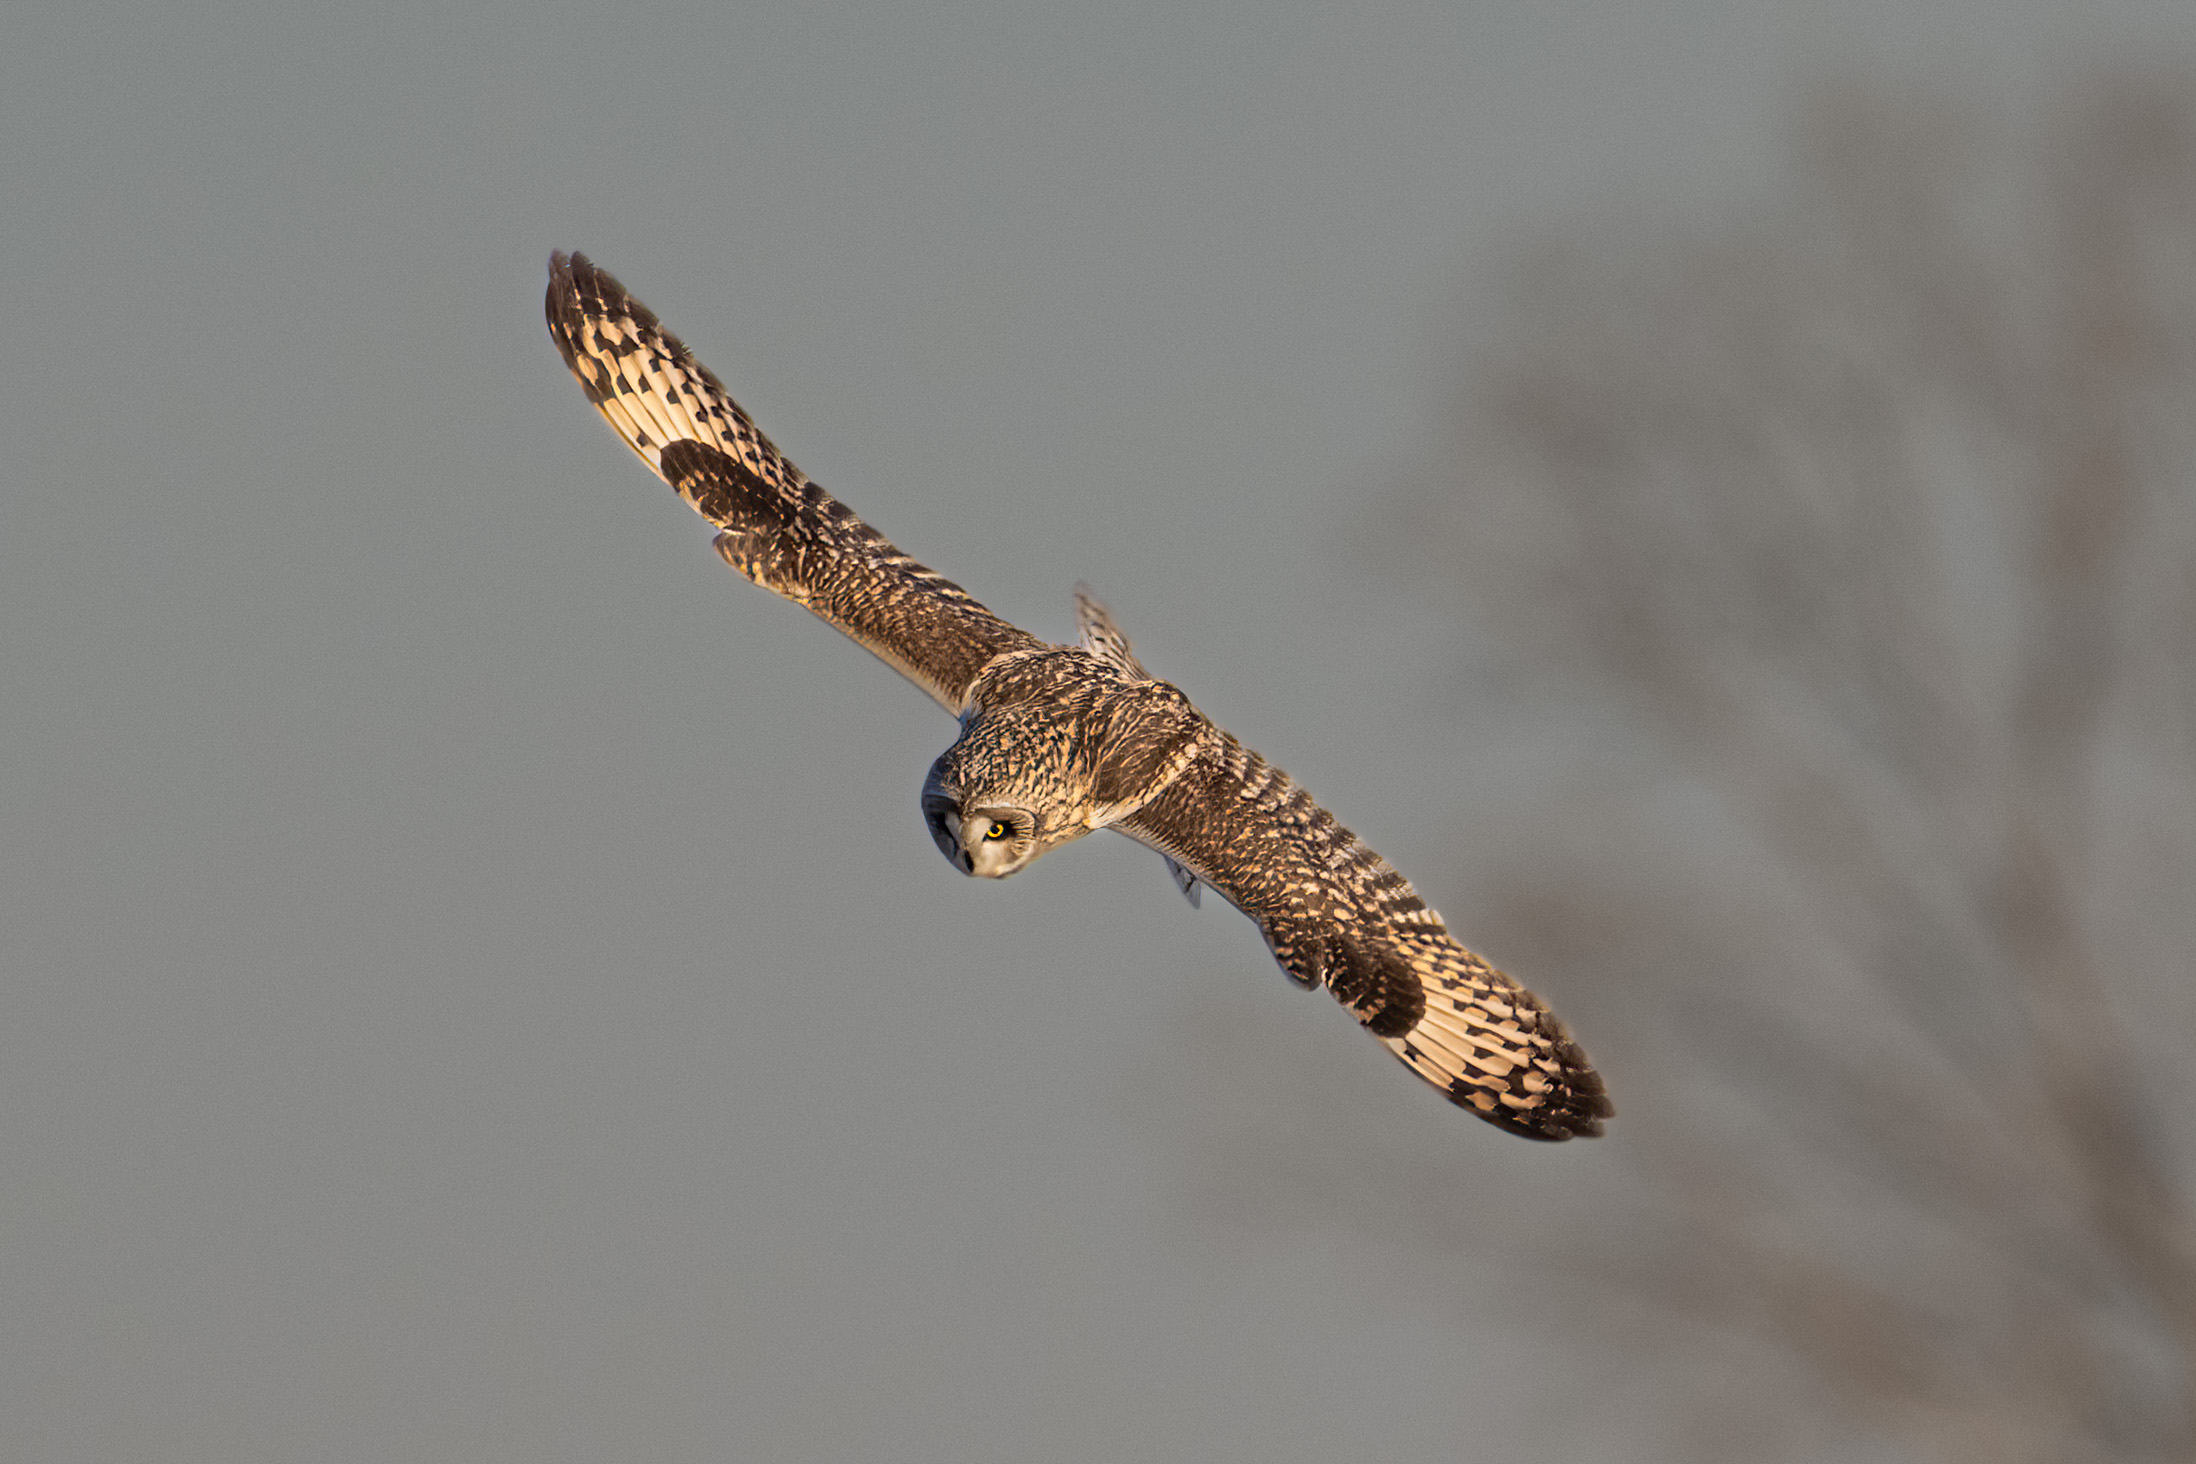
[1119,730,1611,1140]
[546,253,1041,712]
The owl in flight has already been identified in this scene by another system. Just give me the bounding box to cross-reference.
[545,253,1610,1140]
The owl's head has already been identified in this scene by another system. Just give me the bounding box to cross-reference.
[921,791,1040,878]
[920,706,1089,879]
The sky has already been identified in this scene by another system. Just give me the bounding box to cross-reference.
[5,2,2194,1460]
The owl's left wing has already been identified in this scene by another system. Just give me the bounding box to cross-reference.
[546,253,1041,712]
[1117,730,1611,1140]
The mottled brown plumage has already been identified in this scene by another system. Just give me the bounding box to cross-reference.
[546,252,1611,1140]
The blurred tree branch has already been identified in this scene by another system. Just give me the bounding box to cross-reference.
[1394,73,2196,1461]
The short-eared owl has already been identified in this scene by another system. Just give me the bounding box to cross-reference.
[546,253,1610,1140]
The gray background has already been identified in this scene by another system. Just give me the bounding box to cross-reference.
[4,3,2190,1461]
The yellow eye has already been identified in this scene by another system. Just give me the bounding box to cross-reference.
[984,821,1010,841]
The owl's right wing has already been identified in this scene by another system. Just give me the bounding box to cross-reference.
[546,253,1041,713]
[1117,729,1611,1141]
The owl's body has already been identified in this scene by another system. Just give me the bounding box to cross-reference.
[547,253,1611,1141]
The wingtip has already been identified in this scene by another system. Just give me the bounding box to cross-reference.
[1378,938,1615,1141]
[1511,1022,1612,1140]
[546,249,587,298]
[1460,1078,1611,1141]
[1516,1041,1614,1141]
[545,252,656,334]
